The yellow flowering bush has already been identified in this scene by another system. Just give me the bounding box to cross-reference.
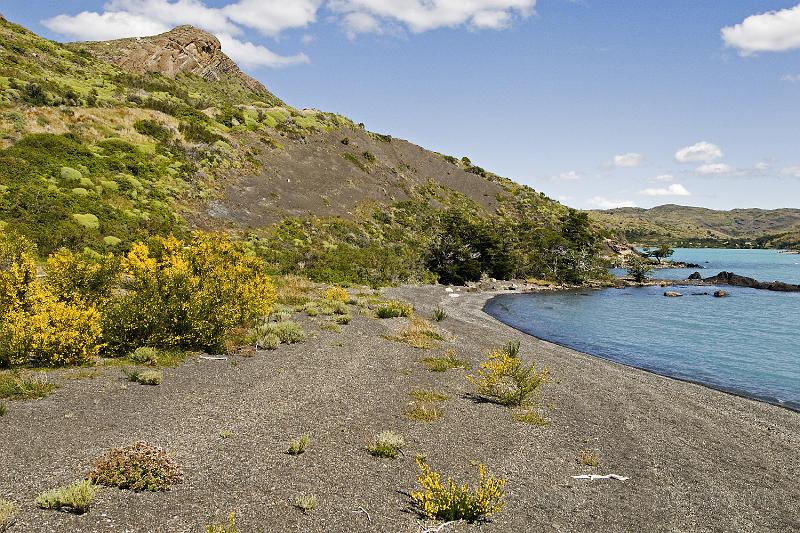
[322,286,349,302]
[468,344,549,407]
[0,232,102,367]
[103,233,276,354]
[45,248,119,305]
[411,456,506,522]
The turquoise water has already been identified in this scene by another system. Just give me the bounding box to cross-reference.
[612,248,800,283]
[486,249,800,410]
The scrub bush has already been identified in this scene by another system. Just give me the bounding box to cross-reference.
[0,498,19,530]
[367,431,405,459]
[411,457,506,522]
[468,345,549,407]
[376,300,413,318]
[102,233,276,354]
[35,480,97,514]
[87,441,182,491]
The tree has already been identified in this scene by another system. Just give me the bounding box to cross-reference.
[627,255,653,282]
[651,244,674,263]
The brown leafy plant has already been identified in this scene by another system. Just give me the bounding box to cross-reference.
[87,441,182,491]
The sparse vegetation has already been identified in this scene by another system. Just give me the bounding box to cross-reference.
[123,368,163,385]
[376,300,413,318]
[0,372,58,400]
[87,441,182,491]
[249,320,305,346]
[627,255,654,283]
[367,430,406,459]
[0,403,6,416]
[423,350,469,372]
[578,450,600,467]
[469,343,549,407]
[288,434,309,455]
[406,401,442,422]
[35,480,97,514]
[386,316,444,349]
[512,410,549,426]
[432,307,448,322]
[0,499,19,531]
[207,513,238,533]
[411,457,506,522]
[409,389,449,402]
[293,493,317,514]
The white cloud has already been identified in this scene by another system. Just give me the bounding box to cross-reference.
[652,174,674,182]
[588,196,637,210]
[329,0,537,36]
[782,166,800,178]
[42,11,170,41]
[639,184,691,197]
[675,141,723,163]
[782,74,800,82]
[612,152,644,168]
[217,34,309,68]
[695,163,734,175]
[549,170,581,181]
[754,161,771,171]
[223,0,321,37]
[722,4,800,55]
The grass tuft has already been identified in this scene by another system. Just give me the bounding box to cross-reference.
[406,402,441,423]
[35,480,96,514]
[0,498,19,530]
[293,493,317,514]
[288,434,309,456]
[423,350,469,372]
[123,368,163,386]
[0,372,58,400]
[578,450,600,467]
[367,430,405,459]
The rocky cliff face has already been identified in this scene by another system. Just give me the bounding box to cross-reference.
[72,25,281,104]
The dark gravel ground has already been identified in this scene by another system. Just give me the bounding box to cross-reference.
[1,285,799,533]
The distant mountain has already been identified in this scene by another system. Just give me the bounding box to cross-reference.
[590,204,800,249]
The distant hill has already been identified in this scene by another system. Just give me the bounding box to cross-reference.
[590,204,800,249]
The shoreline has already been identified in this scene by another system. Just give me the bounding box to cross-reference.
[482,291,800,413]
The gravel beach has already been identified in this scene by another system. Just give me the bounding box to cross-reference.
[1,285,798,532]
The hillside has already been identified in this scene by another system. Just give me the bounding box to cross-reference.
[590,204,800,249]
[0,16,607,286]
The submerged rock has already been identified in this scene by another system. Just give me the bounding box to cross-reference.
[664,291,683,297]
[688,271,702,280]
[714,290,729,298]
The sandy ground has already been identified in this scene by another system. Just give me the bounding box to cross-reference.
[1,285,799,532]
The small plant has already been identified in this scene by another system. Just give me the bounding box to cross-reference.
[249,321,305,346]
[468,345,549,407]
[333,314,351,325]
[87,441,182,491]
[288,434,309,455]
[411,457,506,522]
[386,316,444,349]
[432,308,448,322]
[376,300,413,318]
[128,347,187,368]
[0,373,58,400]
[367,430,406,459]
[130,346,159,365]
[578,450,600,467]
[423,350,469,372]
[0,403,6,417]
[0,499,19,531]
[123,368,163,386]
[627,256,654,283]
[511,410,548,426]
[219,430,233,439]
[293,493,317,514]
[362,151,376,163]
[35,480,97,514]
[409,389,449,402]
[322,286,349,302]
[406,402,441,423]
[207,512,238,533]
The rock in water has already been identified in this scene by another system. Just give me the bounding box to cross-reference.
[688,271,702,280]
[664,291,683,297]
[714,290,729,298]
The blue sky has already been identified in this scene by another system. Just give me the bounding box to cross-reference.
[4,1,800,210]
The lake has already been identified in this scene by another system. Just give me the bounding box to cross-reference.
[485,248,800,411]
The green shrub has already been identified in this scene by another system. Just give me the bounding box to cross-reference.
[333,314,351,325]
[362,151,376,163]
[432,307,447,322]
[134,119,173,143]
[411,457,505,522]
[256,332,280,350]
[0,498,19,530]
[35,480,96,514]
[293,493,317,514]
[288,434,309,456]
[207,513,238,533]
[376,300,413,318]
[0,403,6,416]
[87,441,182,491]
[0,372,58,400]
[423,350,468,372]
[130,347,159,365]
[367,431,405,459]
[468,345,549,407]
[627,256,653,282]
[60,166,82,181]
[123,368,163,385]
[249,321,305,346]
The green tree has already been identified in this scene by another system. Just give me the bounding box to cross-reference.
[627,255,653,282]
[651,244,674,263]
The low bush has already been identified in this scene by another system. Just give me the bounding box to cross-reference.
[0,372,58,400]
[35,480,96,514]
[468,344,549,407]
[207,513,238,533]
[578,450,600,467]
[288,434,309,456]
[0,498,18,531]
[411,457,506,522]
[432,308,447,322]
[293,493,317,514]
[376,300,413,318]
[249,320,305,347]
[333,314,351,325]
[124,368,163,386]
[386,316,443,349]
[367,431,405,459]
[322,286,348,302]
[423,350,468,372]
[87,441,182,491]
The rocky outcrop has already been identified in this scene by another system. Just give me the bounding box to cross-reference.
[664,291,682,297]
[714,290,729,297]
[703,272,800,292]
[71,26,281,104]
